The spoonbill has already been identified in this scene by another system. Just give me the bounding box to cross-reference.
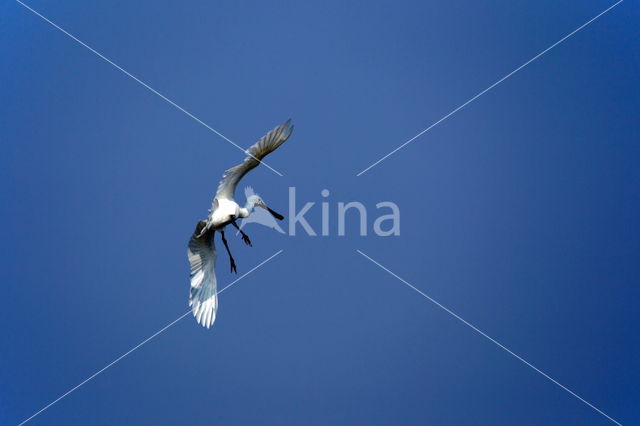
[188,119,293,328]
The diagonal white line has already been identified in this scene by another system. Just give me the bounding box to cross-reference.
[356,0,624,176]
[15,0,284,177]
[356,249,622,426]
[18,249,284,426]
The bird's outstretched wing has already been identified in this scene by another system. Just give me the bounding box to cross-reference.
[215,119,294,200]
[188,221,217,328]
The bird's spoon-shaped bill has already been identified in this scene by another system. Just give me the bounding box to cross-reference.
[258,202,284,220]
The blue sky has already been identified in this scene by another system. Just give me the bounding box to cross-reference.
[1,0,638,424]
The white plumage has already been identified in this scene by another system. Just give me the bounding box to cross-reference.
[188,120,293,328]
[188,221,217,328]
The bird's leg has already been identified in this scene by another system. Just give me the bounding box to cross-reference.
[220,230,237,273]
[231,221,252,246]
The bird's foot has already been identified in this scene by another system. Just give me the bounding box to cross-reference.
[241,234,252,246]
[230,258,238,274]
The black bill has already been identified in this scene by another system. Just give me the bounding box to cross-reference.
[266,206,284,220]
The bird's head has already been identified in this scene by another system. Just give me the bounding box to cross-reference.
[244,187,284,220]
[244,186,262,209]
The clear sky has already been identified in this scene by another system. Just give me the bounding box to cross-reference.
[1,1,638,425]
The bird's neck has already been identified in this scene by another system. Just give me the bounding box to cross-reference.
[239,205,252,218]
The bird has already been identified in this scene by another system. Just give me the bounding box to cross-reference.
[188,119,293,328]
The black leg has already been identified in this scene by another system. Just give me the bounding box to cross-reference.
[220,230,237,273]
[231,221,252,246]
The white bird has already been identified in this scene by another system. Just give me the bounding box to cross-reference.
[188,119,293,328]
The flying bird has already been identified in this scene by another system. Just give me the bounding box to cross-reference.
[188,120,293,328]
